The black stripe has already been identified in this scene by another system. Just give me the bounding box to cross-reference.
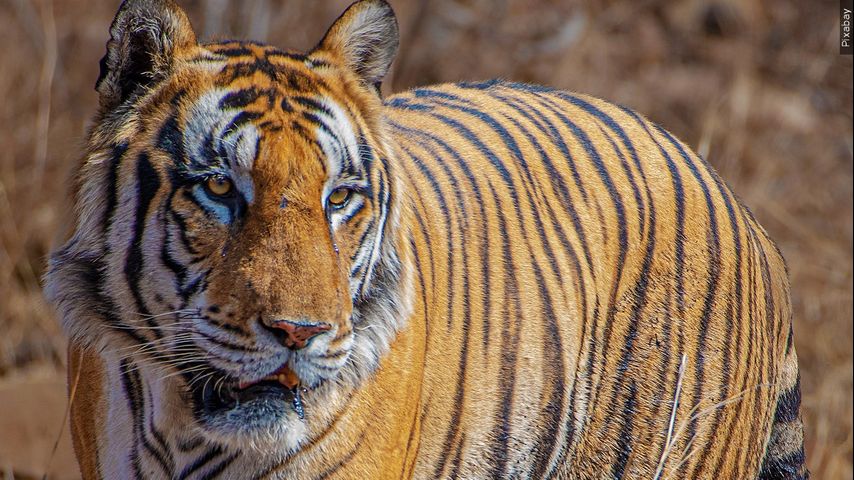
[386,97,435,111]
[556,94,649,231]
[266,51,308,62]
[447,432,467,480]
[220,57,279,83]
[158,115,185,163]
[119,360,145,478]
[689,143,748,475]
[167,208,201,257]
[407,182,439,312]
[482,108,582,475]
[489,185,523,478]
[119,359,173,477]
[73,256,149,345]
[597,125,657,470]
[300,111,352,175]
[124,153,161,329]
[161,191,189,289]
[399,145,455,329]
[774,376,802,423]
[292,95,335,117]
[622,107,690,465]
[204,314,252,338]
[180,268,211,302]
[305,435,365,480]
[221,111,264,138]
[611,381,638,478]
[176,435,204,452]
[357,135,376,169]
[734,226,762,472]
[196,328,258,353]
[466,84,592,205]
[104,142,129,228]
[528,260,567,479]
[281,68,328,92]
[196,452,238,480]
[209,45,254,57]
[219,87,274,110]
[347,217,376,275]
[657,126,723,454]
[146,386,175,473]
[354,161,390,297]
[758,447,807,480]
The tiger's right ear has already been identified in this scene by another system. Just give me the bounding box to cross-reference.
[96,0,196,112]
[314,0,399,94]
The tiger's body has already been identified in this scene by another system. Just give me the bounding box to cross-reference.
[45,1,807,479]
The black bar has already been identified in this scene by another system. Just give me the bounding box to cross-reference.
[842,0,853,54]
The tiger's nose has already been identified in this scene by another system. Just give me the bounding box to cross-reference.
[264,319,331,350]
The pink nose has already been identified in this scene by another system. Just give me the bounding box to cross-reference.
[268,320,331,349]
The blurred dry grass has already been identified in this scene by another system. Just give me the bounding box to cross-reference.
[0,0,851,478]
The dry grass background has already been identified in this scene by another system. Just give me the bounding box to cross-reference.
[0,0,851,478]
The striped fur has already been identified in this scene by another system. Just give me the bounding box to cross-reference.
[44,0,806,478]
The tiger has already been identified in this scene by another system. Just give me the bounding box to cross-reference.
[44,0,808,478]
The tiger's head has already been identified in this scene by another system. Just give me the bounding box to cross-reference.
[45,0,410,452]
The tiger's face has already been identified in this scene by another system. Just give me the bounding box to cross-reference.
[164,47,372,437]
[49,0,406,453]
[118,47,389,445]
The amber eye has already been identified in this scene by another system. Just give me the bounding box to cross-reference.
[327,187,352,209]
[205,175,233,197]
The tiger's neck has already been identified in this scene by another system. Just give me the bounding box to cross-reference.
[88,352,230,477]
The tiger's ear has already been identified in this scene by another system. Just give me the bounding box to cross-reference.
[96,0,196,112]
[315,0,399,93]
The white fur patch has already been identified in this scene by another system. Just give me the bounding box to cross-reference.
[184,88,259,203]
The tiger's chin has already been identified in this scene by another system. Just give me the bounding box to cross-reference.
[189,367,326,454]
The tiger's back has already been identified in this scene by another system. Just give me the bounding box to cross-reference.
[385,81,805,478]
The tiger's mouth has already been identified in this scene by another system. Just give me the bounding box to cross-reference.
[234,364,309,419]
[192,363,311,426]
[237,362,301,390]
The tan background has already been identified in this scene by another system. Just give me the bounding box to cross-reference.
[0,0,851,478]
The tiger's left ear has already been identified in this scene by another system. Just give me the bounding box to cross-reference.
[314,0,399,93]
[96,0,197,112]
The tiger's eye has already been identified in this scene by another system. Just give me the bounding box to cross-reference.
[327,188,352,209]
[205,175,233,197]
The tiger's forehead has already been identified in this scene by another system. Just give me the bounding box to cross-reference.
[167,41,368,199]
